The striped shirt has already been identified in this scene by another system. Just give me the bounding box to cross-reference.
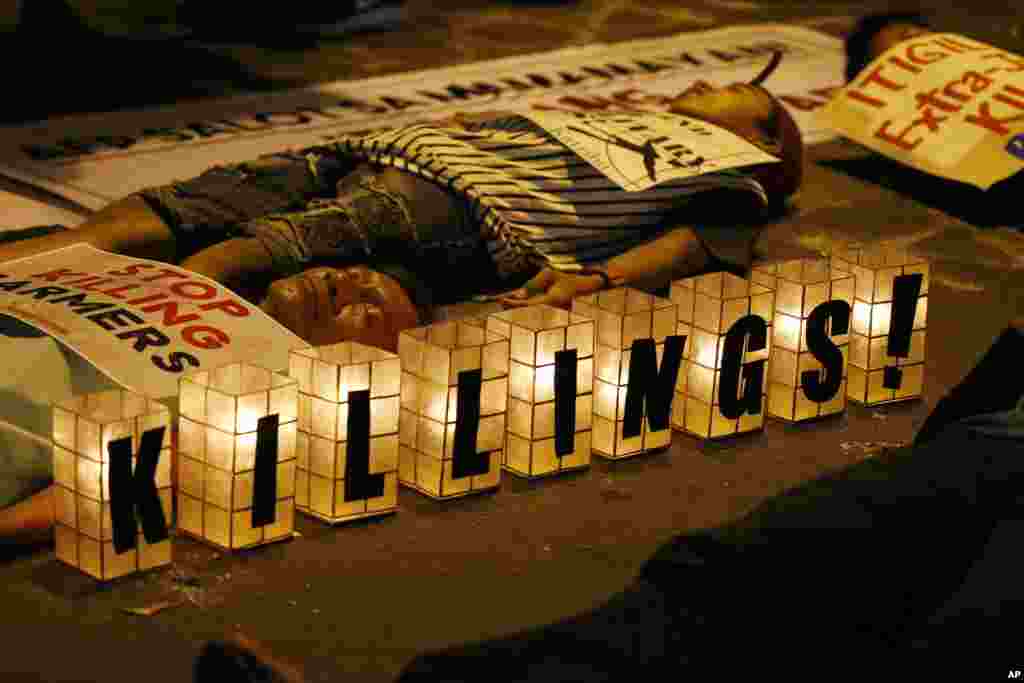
[333,115,769,279]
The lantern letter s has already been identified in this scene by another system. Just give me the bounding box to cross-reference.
[801,300,851,403]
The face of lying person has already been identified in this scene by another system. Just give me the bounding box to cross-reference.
[667,81,779,150]
[260,265,420,351]
[869,22,932,63]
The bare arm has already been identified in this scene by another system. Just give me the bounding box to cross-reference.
[0,195,177,265]
[601,225,711,292]
[0,485,54,543]
[498,225,712,307]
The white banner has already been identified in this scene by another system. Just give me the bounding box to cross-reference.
[0,244,306,399]
[0,24,844,210]
[816,33,1024,190]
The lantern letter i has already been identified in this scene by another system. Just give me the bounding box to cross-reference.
[486,306,594,478]
[177,362,298,551]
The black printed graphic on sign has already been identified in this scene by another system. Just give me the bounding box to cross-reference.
[883,273,924,390]
[718,315,768,420]
[452,368,489,478]
[801,300,852,403]
[623,335,687,438]
[343,389,385,501]
[554,349,578,456]
[107,426,169,555]
[251,414,279,527]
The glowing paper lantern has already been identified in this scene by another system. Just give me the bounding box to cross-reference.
[669,271,774,439]
[751,258,854,423]
[830,245,929,406]
[572,289,680,459]
[485,305,594,476]
[51,389,172,580]
[289,342,400,524]
[397,320,508,498]
[177,362,298,551]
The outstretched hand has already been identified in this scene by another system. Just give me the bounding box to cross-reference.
[491,267,606,309]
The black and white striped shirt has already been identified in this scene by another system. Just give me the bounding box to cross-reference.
[335,115,769,278]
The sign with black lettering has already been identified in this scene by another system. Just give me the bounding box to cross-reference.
[801,300,851,403]
[623,335,686,437]
[554,349,578,456]
[883,273,924,390]
[107,426,169,554]
[251,414,279,527]
[343,389,386,501]
[452,368,489,478]
[718,315,768,420]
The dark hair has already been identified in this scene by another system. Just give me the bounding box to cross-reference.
[845,11,930,82]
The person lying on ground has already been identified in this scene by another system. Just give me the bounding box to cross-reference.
[0,55,804,540]
[837,11,1024,227]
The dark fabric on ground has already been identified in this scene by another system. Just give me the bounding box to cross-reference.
[398,423,1024,680]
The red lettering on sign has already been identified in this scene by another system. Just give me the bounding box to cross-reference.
[168,281,217,300]
[198,299,250,317]
[138,301,202,326]
[874,120,924,151]
[106,264,154,277]
[139,268,188,283]
[182,325,230,350]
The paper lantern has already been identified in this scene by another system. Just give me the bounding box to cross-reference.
[485,305,594,476]
[397,319,508,498]
[751,258,855,423]
[572,288,680,459]
[51,389,172,580]
[288,342,400,524]
[670,271,774,439]
[177,362,298,551]
[830,245,929,406]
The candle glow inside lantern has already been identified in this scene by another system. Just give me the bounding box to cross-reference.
[397,319,508,498]
[485,305,594,476]
[670,271,774,439]
[177,362,298,551]
[289,342,400,524]
[830,245,929,406]
[751,258,854,423]
[572,288,679,459]
[52,389,172,580]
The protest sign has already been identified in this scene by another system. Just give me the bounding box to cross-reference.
[521,110,780,192]
[817,33,1024,190]
[0,23,844,210]
[0,244,306,402]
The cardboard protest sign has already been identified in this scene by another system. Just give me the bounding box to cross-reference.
[522,111,779,192]
[0,24,844,210]
[817,33,1024,190]
[0,244,306,402]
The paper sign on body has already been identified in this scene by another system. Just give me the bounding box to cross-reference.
[522,111,779,192]
[817,33,1024,190]
[0,244,306,401]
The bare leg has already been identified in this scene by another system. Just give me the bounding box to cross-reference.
[0,196,176,265]
[0,485,55,543]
